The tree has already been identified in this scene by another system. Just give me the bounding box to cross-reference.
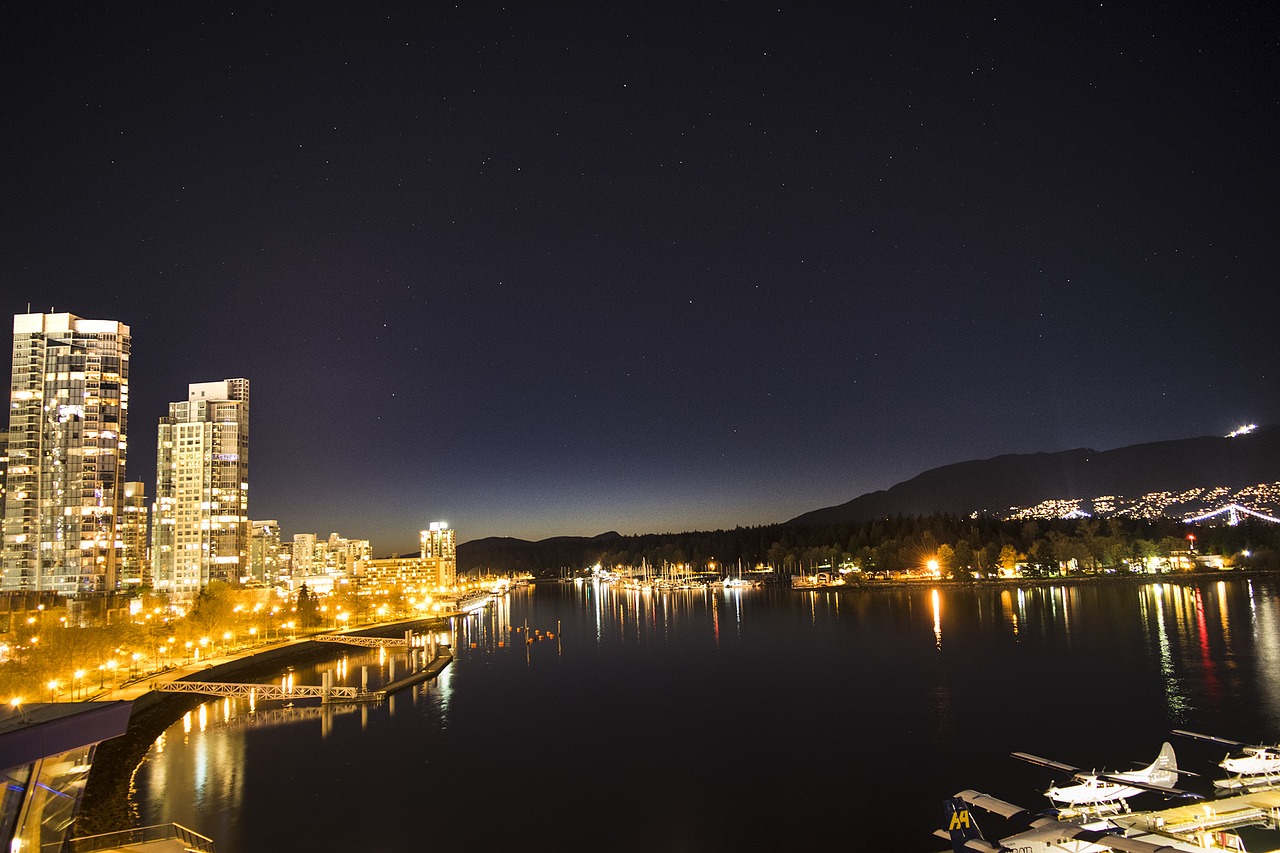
[187,581,236,638]
[296,584,322,628]
[1027,540,1056,577]
[998,544,1020,575]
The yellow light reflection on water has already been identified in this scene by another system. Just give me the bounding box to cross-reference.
[932,588,942,650]
[1000,589,1020,638]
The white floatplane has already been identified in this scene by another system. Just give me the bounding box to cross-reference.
[938,790,1249,853]
[1173,729,1280,792]
[1013,742,1192,816]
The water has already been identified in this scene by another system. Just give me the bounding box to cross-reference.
[133,578,1280,851]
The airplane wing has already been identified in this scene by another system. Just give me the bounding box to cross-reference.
[1171,729,1250,749]
[1011,751,1082,774]
[952,789,1057,826]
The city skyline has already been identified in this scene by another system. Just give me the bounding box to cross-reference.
[3,4,1276,554]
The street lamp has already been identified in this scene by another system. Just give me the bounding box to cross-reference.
[73,669,84,700]
[47,680,58,702]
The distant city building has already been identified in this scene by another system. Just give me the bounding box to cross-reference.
[118,481,149,587]
[151,379,250,596]
[352,522,458,593]
[353,554,454,594]
[291,532,317,576]
[323,532,371,574]
[2,312,131,593]
[286,531,370,579]
[249,519,281,583]
[278,540,293,580]
[420,522,456,564]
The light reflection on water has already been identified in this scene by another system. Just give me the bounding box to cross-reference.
[133,578,1280,851]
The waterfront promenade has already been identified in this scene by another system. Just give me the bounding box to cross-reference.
[83,614,448,706]
[72,614,453,845]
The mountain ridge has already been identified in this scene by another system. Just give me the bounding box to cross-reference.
[457,426,1280,569]
[788,425,1280,527]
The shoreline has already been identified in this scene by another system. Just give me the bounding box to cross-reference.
[74,617,445,837]
[810,567,1280,592]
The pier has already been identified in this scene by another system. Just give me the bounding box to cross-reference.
[151,630,452,704]
[153,680,364,702]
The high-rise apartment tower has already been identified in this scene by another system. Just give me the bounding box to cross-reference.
[118,481,149,587]
[420,522,457,587]
[152,379,249,596]
[2,312,130,592]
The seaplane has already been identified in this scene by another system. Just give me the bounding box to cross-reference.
[938,791,1242,853]
[1173,729,1280,791]
[940,792,1122,852]
[1012,743,1197,816]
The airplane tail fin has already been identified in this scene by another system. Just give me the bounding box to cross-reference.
[1144,741,1179,787]
[943,797,985,851]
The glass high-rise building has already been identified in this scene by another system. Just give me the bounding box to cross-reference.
[249,519,281,583]
[1,312,130,593]
[152,379,249,596]
[118,481,150,587]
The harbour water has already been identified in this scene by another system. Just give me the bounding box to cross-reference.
[133,577,1280,851]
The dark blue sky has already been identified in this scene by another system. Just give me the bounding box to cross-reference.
[2,2,1276,554]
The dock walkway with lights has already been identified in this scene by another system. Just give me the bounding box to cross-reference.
[149,648,453,704]
[1112,788,1280,841]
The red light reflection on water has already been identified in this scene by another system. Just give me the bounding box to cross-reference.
[1194,588,1220,704]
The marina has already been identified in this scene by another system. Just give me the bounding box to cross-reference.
[117,577,1280,851]
[942,730,1280,850]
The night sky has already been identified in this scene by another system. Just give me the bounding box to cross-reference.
[2,3,1276,554]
